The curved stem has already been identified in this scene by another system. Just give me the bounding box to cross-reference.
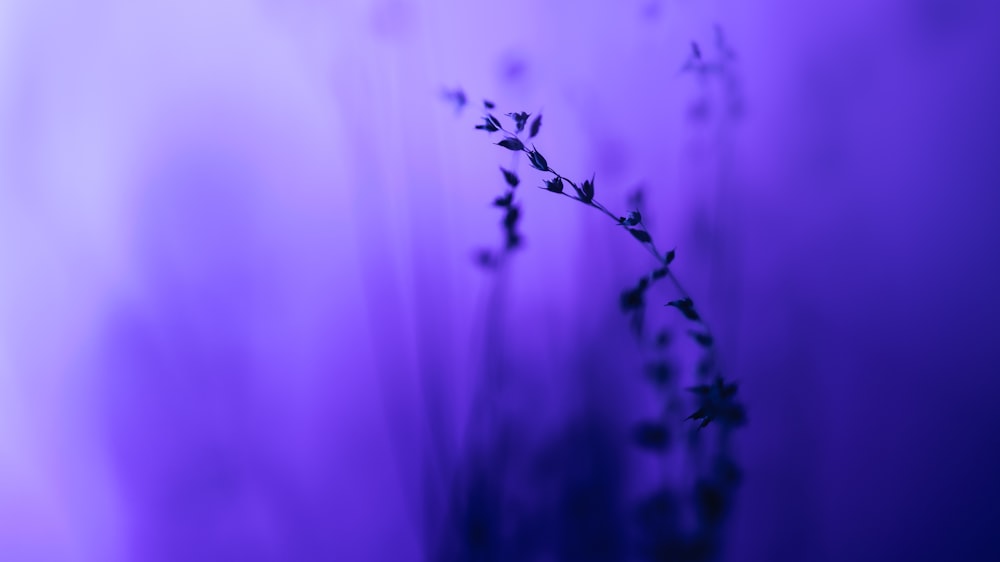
[490,115,719,360]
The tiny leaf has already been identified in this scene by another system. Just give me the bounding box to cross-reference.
[493,192,513,208]
[629,228,652,243]
[503,206,520,230]
[581,175,595,202]
[664,248,676,265]
[529,114,542,138]
[484,100,495,109]
[652,268,668,280]
[497,137,524,151]
[500,168,519,187]
[619,278,649,312]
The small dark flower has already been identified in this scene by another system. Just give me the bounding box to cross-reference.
[544,177,564,193]
[581,175,595,203]
[507,111,530,132]
[527,147,548,171]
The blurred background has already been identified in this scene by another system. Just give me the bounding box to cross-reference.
[1,0,999,560]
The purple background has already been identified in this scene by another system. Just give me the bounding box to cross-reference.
[1,0,999,560]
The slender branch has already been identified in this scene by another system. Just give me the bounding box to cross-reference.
[526,148,718,342]
[481,107,743,432]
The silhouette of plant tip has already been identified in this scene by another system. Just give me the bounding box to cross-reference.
[528,147,549,171]
[666,298,700,321]
[633,422,670,451]
[500,167,519,187]
[497,137,524,151]
[623,211,642,226]
[544,177,564,193]
[529,114,542,138]
[507,111,530,132]
[652,267,668,280]
[484,99,495,109]
[691,41,702,60]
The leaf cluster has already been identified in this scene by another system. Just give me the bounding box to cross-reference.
[473,103,745,430]
[686,377,747,429]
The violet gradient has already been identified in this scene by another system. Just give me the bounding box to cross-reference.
[1,0,999,560]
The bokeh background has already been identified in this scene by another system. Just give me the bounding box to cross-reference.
[1,0,999,560]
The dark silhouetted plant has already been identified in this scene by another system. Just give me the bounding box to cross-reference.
[471,105,743,425]
[442,32,746,561]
